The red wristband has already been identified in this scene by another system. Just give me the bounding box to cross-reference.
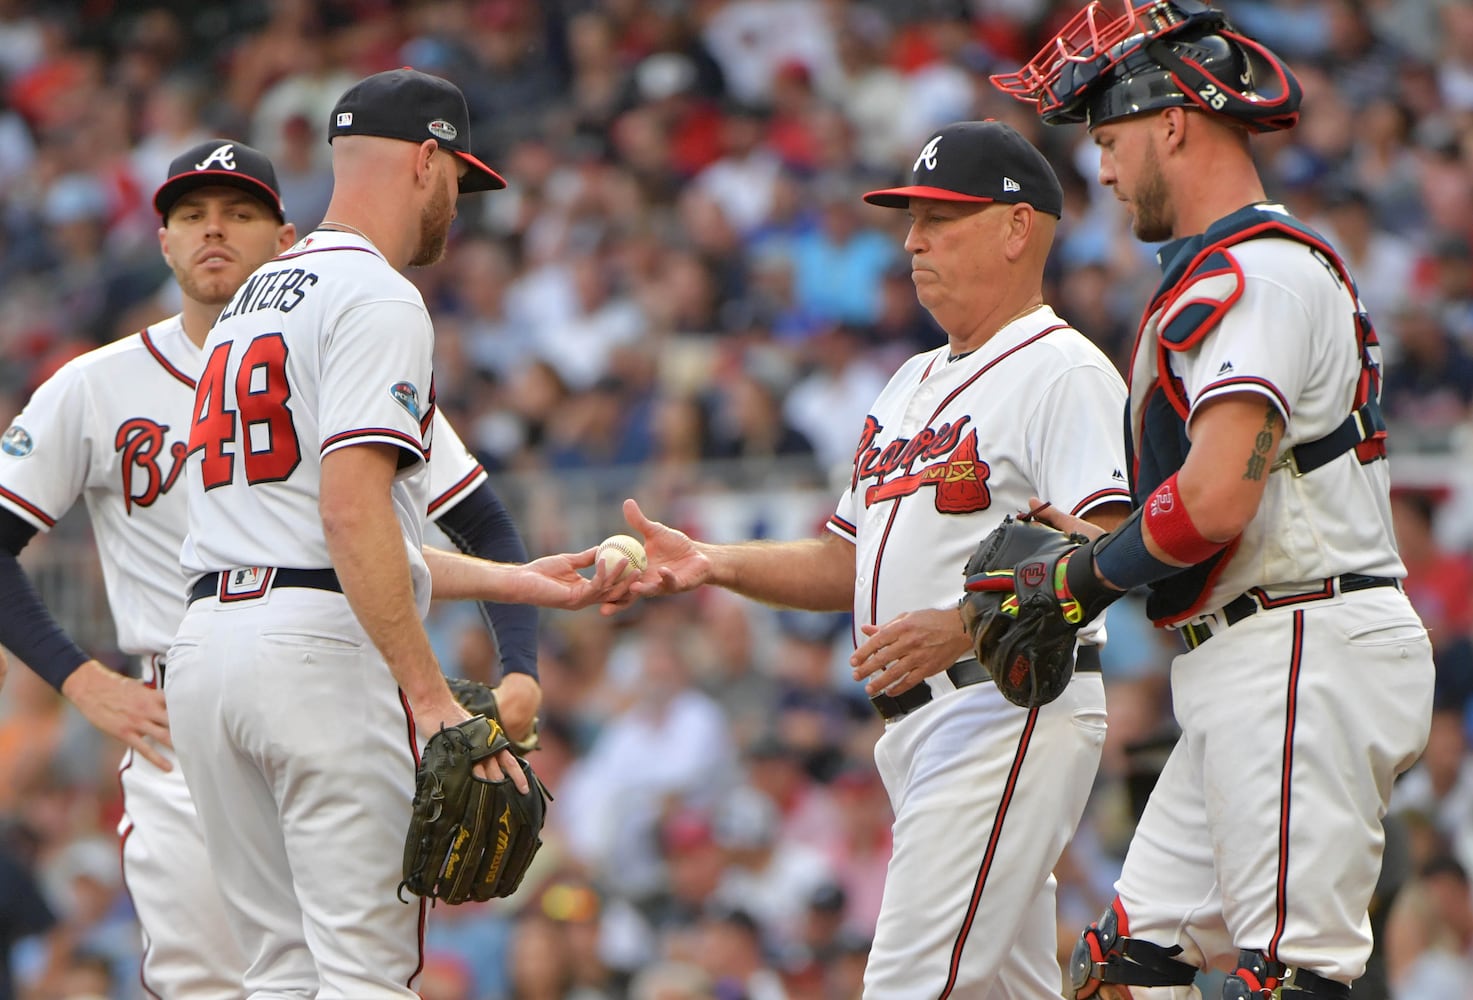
[1143,473,1225,565]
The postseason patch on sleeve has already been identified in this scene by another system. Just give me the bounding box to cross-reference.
[389,381,421,420]
[1,424,34,457]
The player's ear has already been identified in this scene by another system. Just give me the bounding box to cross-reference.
[276,222,297,251]
[157,226,175,268]
[1004,203,1034,260]
[414,139,439,188]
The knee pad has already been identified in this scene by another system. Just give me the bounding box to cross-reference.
[1070,901,1198,999]
[1220,951,1351,999]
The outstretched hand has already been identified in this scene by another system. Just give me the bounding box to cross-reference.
[599,498,713,615]
[517,547,636,610]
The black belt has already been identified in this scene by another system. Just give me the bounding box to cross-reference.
[188,568,342,605]
[1181,573,1399,650]
[871,646,1102,721]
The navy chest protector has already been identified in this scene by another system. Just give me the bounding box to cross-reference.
[1126,205,1387,625]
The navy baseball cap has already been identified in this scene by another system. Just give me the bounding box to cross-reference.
[328,68,506,193]
[154,139,285,222]
[863,120,1063,218]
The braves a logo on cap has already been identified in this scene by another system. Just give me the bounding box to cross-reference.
[389,380,421,419]
[194,143,237,171]
[1,424,33,457]
[914,135,943,173]
[427,119,458,141]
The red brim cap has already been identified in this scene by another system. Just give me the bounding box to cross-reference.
[862,185,996,208]
[454,149,507,193]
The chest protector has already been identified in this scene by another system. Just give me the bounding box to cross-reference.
[1124,204,1387,624]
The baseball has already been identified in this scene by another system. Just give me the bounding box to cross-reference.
[596,534,647,580]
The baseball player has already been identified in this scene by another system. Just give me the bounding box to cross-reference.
[0,139,551,996]
[990,2,1437,996]
[165,71,621,998]
[618,122,1132,998]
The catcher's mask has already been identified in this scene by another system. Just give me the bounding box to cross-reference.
[990,0,1301,133]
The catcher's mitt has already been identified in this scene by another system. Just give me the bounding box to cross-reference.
[447,676,540,754]
[960,515,1091,709]
[400,715,551,905]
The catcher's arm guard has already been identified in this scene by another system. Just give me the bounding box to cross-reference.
[960,516,1100,708]
[399,714,552,904]
[447,676,540,754]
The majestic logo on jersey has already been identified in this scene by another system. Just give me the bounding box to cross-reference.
[854,416,991,514]
[1,424,33,457]
[914,135,942,173]
[390,381,422,420]
[115,418,188,513]
[194,143,237,171]
[427,119,458,141]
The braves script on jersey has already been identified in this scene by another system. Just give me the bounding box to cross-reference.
[826,306,1131,997]
[0,311,485,998]
[831,306,1130,648]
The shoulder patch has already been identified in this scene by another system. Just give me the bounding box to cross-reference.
[389,381,421,420]
[1,424,34,457]
[1158,248,1244,351]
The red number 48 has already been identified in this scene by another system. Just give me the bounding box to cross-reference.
[189,333,302,488]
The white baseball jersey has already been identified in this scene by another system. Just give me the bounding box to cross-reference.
[180,230,452,613]
[0,309,483,999]
[830,305,1131,659]
[1107,206,1435,987]
[826,306,1130,998]
[1132,217,1405,614]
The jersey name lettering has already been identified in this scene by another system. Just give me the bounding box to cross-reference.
[115,417,188,513]
[219,268,319,322]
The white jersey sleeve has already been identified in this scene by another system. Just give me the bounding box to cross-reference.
[0,358,94,530]
[1165,236,1403,592]
[1024,360,1133,517]
[426,410,488,520]
[319,299,435,469]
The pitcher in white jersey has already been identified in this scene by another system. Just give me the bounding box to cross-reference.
[991,3,1436,997]
[165,71,632,998]
[0,136,582,996]
[614,121,1132,998]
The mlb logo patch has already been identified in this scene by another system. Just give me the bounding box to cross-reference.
[337,112,353,127]
[221,566,275,601]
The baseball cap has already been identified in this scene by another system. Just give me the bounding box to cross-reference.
[327,68,506,193]
[153,139,285,222]
[863,120,1063,218]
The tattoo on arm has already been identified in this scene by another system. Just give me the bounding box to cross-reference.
[1243,405,1279,481]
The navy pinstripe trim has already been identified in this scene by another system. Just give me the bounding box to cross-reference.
[939,706,1040,997]
[1268,610,1305,961]
[0,484,56,528]
[1072,487,1133,517]
[320,427,426,456]
[427,466,485,517]
[1196,375,1291,420]
[141,328,197,389]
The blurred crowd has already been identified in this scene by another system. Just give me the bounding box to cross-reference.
[2,0,1473,997]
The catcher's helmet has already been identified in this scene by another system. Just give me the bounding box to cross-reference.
[991,0,1301,133]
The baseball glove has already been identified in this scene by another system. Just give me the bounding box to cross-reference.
[399,715,551,905]
[447,676,540,755]
[960,515,1091,709]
